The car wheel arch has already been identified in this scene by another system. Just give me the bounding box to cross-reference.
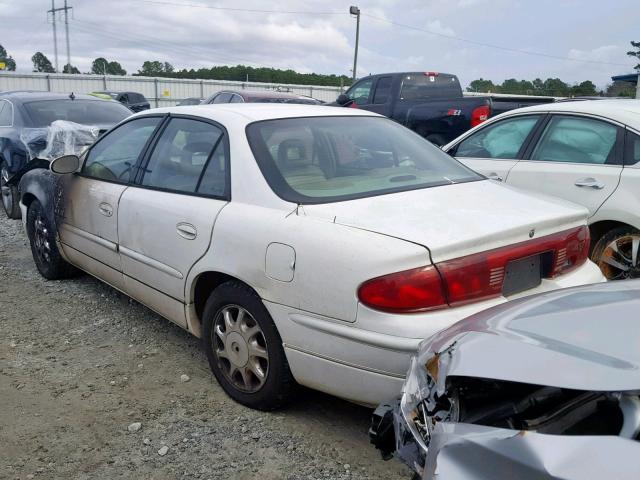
[589,220,638,255]
[190,270,262,337]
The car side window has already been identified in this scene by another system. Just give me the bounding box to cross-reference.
[140,118,225,195]
[530,116,619,165]
[455,116,541,159]
[347,79,373,105]
[212,93,232,104]
[0,100,12,126]
[82,117,161,183]
[625,130,640,166]
[230,94,243,103]
[372,77,393,104]
[119,94,130,104]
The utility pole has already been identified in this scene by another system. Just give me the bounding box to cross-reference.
[47,0,73,72]
[64,0,71,69]
[48,0,59,72]
[350,6,360,81]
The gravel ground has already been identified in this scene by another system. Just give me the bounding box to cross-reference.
[0,214,411,480]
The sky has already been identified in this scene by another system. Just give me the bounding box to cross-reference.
[0,0,638,90]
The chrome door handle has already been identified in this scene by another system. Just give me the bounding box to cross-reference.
[574,178,605,189]
[487,172,503,182]
[176,222,197,240]
[98,202,113,217]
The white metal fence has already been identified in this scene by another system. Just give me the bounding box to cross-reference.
[0,72,344,105]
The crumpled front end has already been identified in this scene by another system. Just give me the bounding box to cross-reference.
[371,334,640,479]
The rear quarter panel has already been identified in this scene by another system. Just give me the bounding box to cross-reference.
[186,202,430,322]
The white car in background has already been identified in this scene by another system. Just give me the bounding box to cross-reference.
[444,99,640,280]
[18,105,603,410]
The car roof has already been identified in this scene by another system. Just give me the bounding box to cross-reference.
[138,103,380,123]
[506,98,640,128]
[0,91,113,103]
[213,89,315,100]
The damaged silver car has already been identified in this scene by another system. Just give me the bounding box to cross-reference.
[370,280,640,479]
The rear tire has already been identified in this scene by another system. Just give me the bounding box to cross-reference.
[202,281,295,410]
[1,160,21,219]
[591,226,640,280]
[26,199,77,280]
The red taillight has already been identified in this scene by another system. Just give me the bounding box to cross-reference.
[358,226,590,313]
[357,266,447,313]
[424,71,439,77]
[471,104,490,127]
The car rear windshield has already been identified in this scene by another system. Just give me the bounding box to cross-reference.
[23,99,131,127]
[399,73,461,101]
[246,116,482,204]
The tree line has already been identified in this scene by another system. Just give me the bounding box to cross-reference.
[1,41,639,94]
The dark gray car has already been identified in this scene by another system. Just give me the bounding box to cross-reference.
[93,91,150,112]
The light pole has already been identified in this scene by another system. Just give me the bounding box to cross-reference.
[350,6,360,82]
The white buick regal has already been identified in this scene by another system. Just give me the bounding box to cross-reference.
[18,105,604,410]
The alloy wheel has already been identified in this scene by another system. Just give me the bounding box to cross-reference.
[211,305,269,393]
[598,234,640,280]
[1,165,12,214]
[33,214,52,265]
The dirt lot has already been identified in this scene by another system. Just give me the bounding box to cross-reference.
[0,214,411,480]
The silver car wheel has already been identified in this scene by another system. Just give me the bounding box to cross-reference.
[212,305,269,393]
[1,165,13,213]
[598,234,640,280]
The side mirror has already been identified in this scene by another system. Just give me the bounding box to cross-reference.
[50,154,80,175]
[336,94,350,106]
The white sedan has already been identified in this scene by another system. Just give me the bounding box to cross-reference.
[443,99,640,280]
[18,105,603,409]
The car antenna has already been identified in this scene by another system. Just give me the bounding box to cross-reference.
[69,92,75,100]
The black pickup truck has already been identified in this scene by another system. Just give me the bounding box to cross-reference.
[335,72,553,145]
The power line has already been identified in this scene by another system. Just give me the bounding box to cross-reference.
[135,0,344,15]
[362,13,632,68]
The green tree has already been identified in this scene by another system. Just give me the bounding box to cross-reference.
[91,58,127,75]
[542,78,570,96]
[570,80,597,97]
[31,52,55,73]
[0,44,16,71]
[627,40,640,71]
[137,60,174,76]
[63,63,80,74]
[467,78,499,93]
[499,78,535,95]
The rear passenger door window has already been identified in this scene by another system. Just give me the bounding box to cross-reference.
[140,117,228,197]
[372,77,392,104]
[530,116,619,165]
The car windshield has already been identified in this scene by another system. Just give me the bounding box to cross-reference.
[23,99,131,127]
[246,116,482,204]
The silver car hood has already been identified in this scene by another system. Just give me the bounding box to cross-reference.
[418,279,640,392]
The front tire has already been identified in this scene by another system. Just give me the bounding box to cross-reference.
[591,226,640,280]
[202,281,295,410]
[26,199,77,280]
[1,161,21,219]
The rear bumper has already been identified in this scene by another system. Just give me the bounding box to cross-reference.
[266,260,605,406]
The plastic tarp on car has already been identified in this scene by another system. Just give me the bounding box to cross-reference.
[20,120,100,162]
